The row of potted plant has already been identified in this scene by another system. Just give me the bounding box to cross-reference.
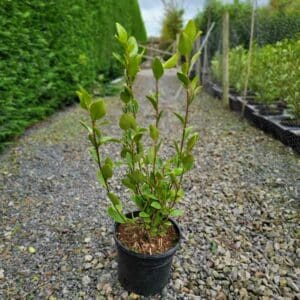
[211,39,300,124]
[77,20,202,296]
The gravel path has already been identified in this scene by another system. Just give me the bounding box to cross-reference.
[0,69,299,299]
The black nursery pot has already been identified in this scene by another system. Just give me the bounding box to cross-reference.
[113,211,181,296]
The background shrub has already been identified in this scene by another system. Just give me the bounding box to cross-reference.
[0,0,147,151]
[195,0,300,61]
[211,39,300,118]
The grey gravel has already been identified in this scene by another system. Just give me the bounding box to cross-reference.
[0,69,299,299]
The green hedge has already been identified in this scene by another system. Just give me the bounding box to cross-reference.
[211,39,300,118]
[0,0,147,150]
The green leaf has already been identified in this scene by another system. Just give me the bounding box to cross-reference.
[105,157,113,167]
[107,206,125,223]
[146,94,158,110]
[119,113,137,130]
[149,124,159,141]
[100,137,120,144]
[169,209,184,217]
[113,52,124,65]
[157,111,164,124]
[128,55,140,79]
[164,221,172,226]
[173,167,183,176]
[120,88,131,103]
[191,76,199,90]
[173,112,184,125]
[152,57,164,80]
[130,170,145,184]
[191,51,201,69]
[76,88,92,110]
[178,32,192,56]
[184,20,197,40]
[177,72,189,88]
[115,23,127,44]
[182,154,194,170]
[79,121,93,135]
[173,140,180,155]
[127,36,138,56]
[151,201,162,209]
[108,192,121,206]
[187,133,199,151]
[181,62,188,75]
[90,100,106,120]
[163,53,178,69]
[101,164,113,180]
[139,211,149,218]
[122,177,135,190]
[184,126,194,138]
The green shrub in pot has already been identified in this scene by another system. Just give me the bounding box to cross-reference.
[78,20,202,295]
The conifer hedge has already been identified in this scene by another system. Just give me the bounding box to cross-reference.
[0,0,147,150]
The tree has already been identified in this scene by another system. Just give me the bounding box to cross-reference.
[160,0,184,49]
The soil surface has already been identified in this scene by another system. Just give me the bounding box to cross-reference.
[0,69,299,299]
[117,220,178,255]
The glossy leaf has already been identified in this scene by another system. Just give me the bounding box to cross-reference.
[139,211,149,218]
[152,57,164,80]
[108,192,121,206]
[115,23,127,43]
[173,112,184,125]
[146,94,158,111]
[151,201,162,209]
[163,53,178,69]
[101,164,113,180]
[119,113,136,130]
[90,100,106,120]
[178,32,192,56]
[107,206,125,223]
[127,36,138,56]
[177,72,189,88]
[169,209,184,217]
[76,88,92,110]
[149,124,159,141]
[182,154,194,170]
[184,20,197,40]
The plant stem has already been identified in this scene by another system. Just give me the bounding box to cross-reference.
[152,79,160,181]
[171,88,190,209]
[92,121,125,221]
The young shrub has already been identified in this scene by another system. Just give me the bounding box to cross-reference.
[79,21,202,237]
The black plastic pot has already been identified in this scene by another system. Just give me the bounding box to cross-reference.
[114,212,181,296]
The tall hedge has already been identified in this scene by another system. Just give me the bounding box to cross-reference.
[0,0,147,150]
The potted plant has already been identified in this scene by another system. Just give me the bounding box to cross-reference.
[77,20,202,296]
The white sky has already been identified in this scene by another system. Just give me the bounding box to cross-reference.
[138,0,270,37]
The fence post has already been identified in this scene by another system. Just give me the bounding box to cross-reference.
[222,11,229,106]
[241,0,256,117]
[195,36,201,80]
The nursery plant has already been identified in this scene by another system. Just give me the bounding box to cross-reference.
[78,20,202,295]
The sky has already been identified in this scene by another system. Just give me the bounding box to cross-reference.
[138,0,269,37]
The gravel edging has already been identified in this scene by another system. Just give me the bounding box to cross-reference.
[0,69,299,299]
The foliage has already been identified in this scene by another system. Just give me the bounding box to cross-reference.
[195,0,300,60]
[211,39,300,118]
[0,0,146,152]
[80,21,202,236]
[160,1,184,50]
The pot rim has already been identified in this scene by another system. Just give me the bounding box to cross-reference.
[113,211,181,260]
